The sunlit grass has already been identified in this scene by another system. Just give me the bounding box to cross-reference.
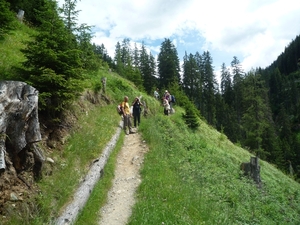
[2,23,300,224]
[75,131,125,225]
[127,109,300,224]
[0,22,34,80]
[27,104,121,225]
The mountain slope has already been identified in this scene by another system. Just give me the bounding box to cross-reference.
[1,22,300,225]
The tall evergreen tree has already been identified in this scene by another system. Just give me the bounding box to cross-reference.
[269,68,283,117]
[220,63,233,105]
[157,38,180,89]
[182,53,200,101]
[133,42,140,68]
[241,72,272,158]
[76,23,101,71]
[139,43,156,94]
[231,56,244,140]
[93,43,114,68]
[201,51,217,126]
[114,41,123,75]
[60,0,99,71]
[59,0,80,33]
[20,0,83,120]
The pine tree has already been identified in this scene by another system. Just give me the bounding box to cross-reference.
[231,56,244,140]
[201,51,217,126]
[20,0,83,121]
[114,41,123,75]
[139,43,156,94]
[60,0,99,71]
[157,38,180,89]
[182,53,200,102]
[93,43,114,68]
[241,72,277,159]
[220,63,233,105]
[269,68,283,116]
[59,0,80,33]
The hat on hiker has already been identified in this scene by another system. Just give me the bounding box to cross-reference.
[165,90,168,93]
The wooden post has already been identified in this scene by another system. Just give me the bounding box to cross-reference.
[101,77,107,93]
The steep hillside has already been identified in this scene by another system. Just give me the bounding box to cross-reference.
[1,22,300,225]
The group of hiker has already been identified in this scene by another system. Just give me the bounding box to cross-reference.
[154,88,175,116]
[119,96,143,135]
[119,88,175,135]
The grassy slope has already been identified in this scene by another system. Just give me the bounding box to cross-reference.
[2,23,300,225]
[0,22,34,80]
[130,110,300,224]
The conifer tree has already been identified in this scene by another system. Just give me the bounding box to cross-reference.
[220,63,233,105]
[139,43,156,94]
[231,56,244,140]
[114,41,123,75]
[20,0,83,121]
[93,43,114,68]
[269,68,283,116]
[157,38,180,88]
[60,0,99,71]
[182,53,201,102]
[201,51,217,126]
[241,72,270,157]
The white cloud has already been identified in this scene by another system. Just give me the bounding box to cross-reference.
[57,0,300,75]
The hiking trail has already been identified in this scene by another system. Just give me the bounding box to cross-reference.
[98,131,148,225]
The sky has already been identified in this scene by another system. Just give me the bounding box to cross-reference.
[57,0,300,79]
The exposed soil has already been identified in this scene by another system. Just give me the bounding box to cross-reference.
[0,119,70,223]
[98,131,148,225]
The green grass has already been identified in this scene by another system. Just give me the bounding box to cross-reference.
[39,104,120,217]
[2,22,300,225]
[0,22,34,80]
[4,99,122,225]
[126,109,300,224]
[75,130,125,225]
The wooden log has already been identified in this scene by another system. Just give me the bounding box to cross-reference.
[55,121,123,225]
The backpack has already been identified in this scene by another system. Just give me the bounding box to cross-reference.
[171,95,175,103]
[117,103,122,115]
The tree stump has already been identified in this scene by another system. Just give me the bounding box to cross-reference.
[0,81,44,178]
[240,156,262,187]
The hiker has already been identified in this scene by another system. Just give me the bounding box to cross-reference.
[121,96,133,134]
[132,97,143,128]
[164,90,170,102]
[162,97,170,115]
[154,88,160,99]
[168,91,174,112]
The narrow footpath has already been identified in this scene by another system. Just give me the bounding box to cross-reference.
[98,131,148,225]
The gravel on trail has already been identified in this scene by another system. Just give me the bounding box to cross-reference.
[98,131,148,225]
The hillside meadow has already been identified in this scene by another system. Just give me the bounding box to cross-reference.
[1,22,300,225]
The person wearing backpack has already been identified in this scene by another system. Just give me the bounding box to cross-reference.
[132,97,143,128]
[121,96,133,135]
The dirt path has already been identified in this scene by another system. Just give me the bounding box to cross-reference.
[98,131,148,225]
